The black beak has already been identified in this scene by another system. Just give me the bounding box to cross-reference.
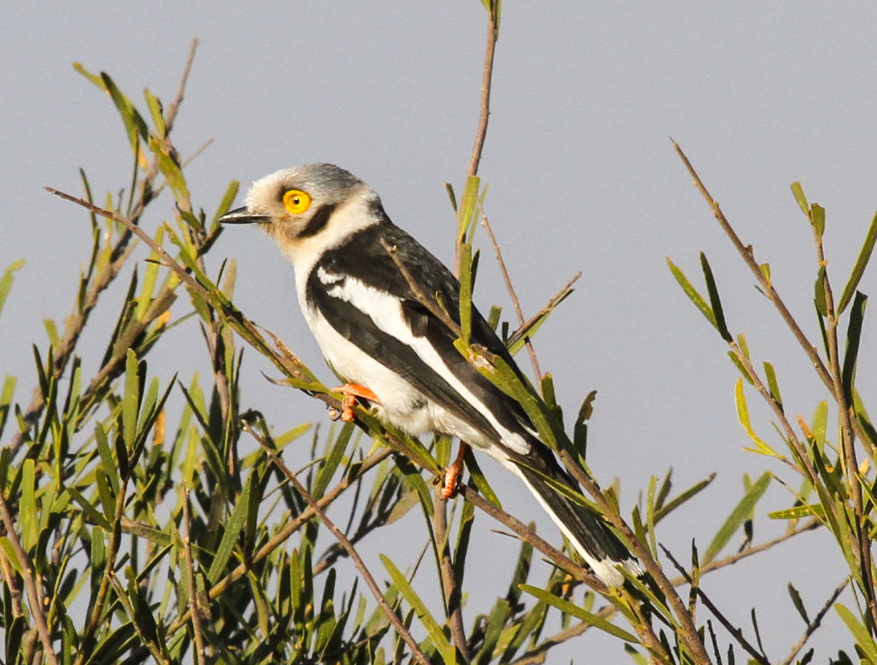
[219,206,269,225]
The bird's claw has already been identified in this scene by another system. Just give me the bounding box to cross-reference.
[441,442,469,499]
[331,383,380,422]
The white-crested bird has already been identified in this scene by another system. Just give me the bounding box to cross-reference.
[220,163,640,586]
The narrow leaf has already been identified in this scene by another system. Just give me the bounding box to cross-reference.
[838,208,877,314]
[790,181,809,217]
[520,584,637,642]
[703,471,771,563]
[836,604,877,664]
[700,252,732,342]
[814,265,828,317]
[667,258,717,331]
[381,554,456,664]
[207,474,253,584]
[734,380,780,457]
[841,292,867,403]
[0,259,24,317]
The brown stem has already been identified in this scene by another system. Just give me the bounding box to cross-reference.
[433,489,470,662]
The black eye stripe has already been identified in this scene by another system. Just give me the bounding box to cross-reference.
[299,202,338,238]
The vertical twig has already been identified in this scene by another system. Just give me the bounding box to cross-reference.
[433,489,471,662]
[468,5,499,178]
[182,488,208,665]
[814,236,877,629]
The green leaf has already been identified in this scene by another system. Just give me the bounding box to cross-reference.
[836,604,877,664]
[787,583,809,624]
[463,445,501,509]
[814,265,828,317]
[458,242,474,347]
[313,424,353,498]
[700,252,732,342]
[703,471,771,563]
[763,361,783,412]
[838,208,877,314]
[841,292,867,404]
[381,554,456,664]
[667,258,718,332]
[768,503,824,520]
[100,72,149,149]
[654,473,715,524]
[811,203,825,238]
[790,181,809,217]
[734,379,780,458]
[0,375,17,440]
[456,175,481,246]
[0,259,24,317]
[520,584,637,641]
[122,349,140,452]
[206,474,253,584]
[212,181,241,227]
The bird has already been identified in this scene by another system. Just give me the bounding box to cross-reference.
[220,163,640,586]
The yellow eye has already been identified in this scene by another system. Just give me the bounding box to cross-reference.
[283,189,311,215]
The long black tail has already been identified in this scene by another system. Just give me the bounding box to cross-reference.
[512,447,640,587]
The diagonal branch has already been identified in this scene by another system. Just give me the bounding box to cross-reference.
[244,421,432,665]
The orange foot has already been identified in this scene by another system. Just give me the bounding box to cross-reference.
[441,442,469,499]
[331,383,380,422]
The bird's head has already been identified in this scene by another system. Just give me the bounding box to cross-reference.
[220,163,382,261]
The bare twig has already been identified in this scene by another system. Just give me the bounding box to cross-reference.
[165,39,199,133]
[244,422,432,665]
[433,489,471,662]
[780,578,848,665]
[468,5,499,178]
[481,214,543,386]
[663,546,769,665]
[182,489,208,665]
[673,140,874,453]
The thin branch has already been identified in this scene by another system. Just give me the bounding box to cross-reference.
[813,227,876,629]
[165,38,198,133]
[673,140,874,452]
[684,519,820,581]
[481,214,543,386]
[380,238,465,339]
[244,422,432,665]
[457,485,608,591]
[0,490,59,665]
[433,489,470,662]
[507,271,581,351]
[558,450,712,664]
[468,7,499,178]
[673,140,831,387]
[780,578,848,665]
[663,546,769,665]
[182,488,208,665]
[166,446,393,634]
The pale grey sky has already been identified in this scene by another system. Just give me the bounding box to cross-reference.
[4,3,877,661]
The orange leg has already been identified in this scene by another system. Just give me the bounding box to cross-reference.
[331,383,380,422]
[441,442,469,499]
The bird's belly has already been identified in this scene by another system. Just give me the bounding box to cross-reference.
[307,312,436,434]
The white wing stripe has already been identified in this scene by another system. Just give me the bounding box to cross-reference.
[319,269,531,456]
